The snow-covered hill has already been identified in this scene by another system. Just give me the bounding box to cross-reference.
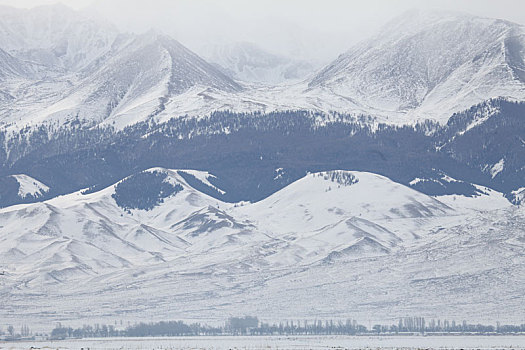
[0,169,451,284]
[308,9,525,122]
[235,171,453,264]
[1,168,522,327]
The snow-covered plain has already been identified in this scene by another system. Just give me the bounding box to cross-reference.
[0,169,523,329]
[3,335,525,350]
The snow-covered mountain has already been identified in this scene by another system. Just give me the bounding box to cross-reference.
[1,168,523,327]
[9,31,241,128]
[0,4,118,71]
[2,6,525,131]
[308,9,525,122]
[0,4,240,130]
[201,42,318,85]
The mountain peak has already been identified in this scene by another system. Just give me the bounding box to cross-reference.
[0,2,118,71]
[380,8,520,36]
[30,2,76,13]
[308,10,525,122]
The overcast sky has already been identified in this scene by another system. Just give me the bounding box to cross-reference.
[1,0,525,62]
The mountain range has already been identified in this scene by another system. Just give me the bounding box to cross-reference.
[0,4,524,330]
[1,6,525,132]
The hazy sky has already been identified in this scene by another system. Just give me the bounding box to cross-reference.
[1,0,525,62]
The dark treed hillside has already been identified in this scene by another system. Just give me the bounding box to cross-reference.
[0,99,523,207]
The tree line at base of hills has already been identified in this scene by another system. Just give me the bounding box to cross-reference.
[42,316,525,340]
[0,324,40,341]
[0,98,523,207]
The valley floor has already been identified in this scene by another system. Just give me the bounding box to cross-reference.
[2,335,525,350]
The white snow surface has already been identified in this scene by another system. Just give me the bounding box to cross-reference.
[510,187,525,205]
[490,158,505,178]
[10,174,49,198]
[435,184,511,211]
[177,169,226,194]
[0,169,523,328]
[4,335,525,350]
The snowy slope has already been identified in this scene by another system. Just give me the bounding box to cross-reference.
[0,169,460,281]
[0,48,34,80]
[308,9,525,122]
[0,169,225,283]
[0,32,242,129]
[234,171,455,265]
[10,174,49,199]
[202,42,318,84]
[0,4,241,130]
[0,4,118,71]
[435,184,511,211]
[0,169,521,328]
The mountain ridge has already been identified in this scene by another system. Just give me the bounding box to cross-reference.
[308,9,525,121]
